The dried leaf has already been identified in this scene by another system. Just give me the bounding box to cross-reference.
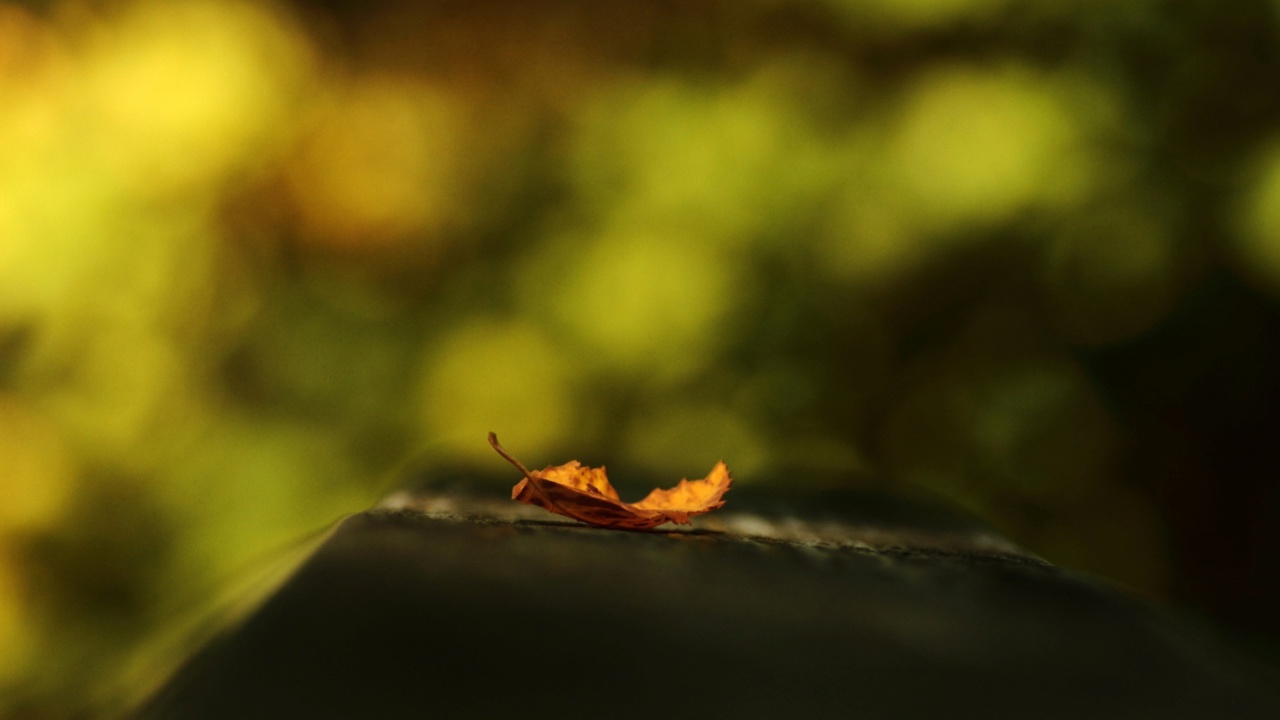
[488,432,732,530]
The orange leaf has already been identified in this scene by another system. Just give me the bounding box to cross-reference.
[488,432,732,530]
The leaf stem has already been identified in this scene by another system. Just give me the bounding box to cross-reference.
[488,432,594,525]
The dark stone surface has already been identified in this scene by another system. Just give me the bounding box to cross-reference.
[134,479,1280,720]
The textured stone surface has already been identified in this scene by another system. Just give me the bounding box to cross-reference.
[135,478,1280,720]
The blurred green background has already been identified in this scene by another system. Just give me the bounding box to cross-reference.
[3,0,1280,715]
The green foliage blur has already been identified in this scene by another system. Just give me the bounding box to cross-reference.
[3,0,1280,715]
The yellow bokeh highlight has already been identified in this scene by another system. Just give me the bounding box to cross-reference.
[571,69,834,245]
[0,399,74,533]
[82,0,315,193]
[285,78,467,249]
[530,228,738,378]
[43,324,190,467]
[0,0,313,474]
[1234,142,1280,296]
[824,66,1104,284]
[887,65,1091,228]
[0,0,310,327]
[417,320,578,460]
